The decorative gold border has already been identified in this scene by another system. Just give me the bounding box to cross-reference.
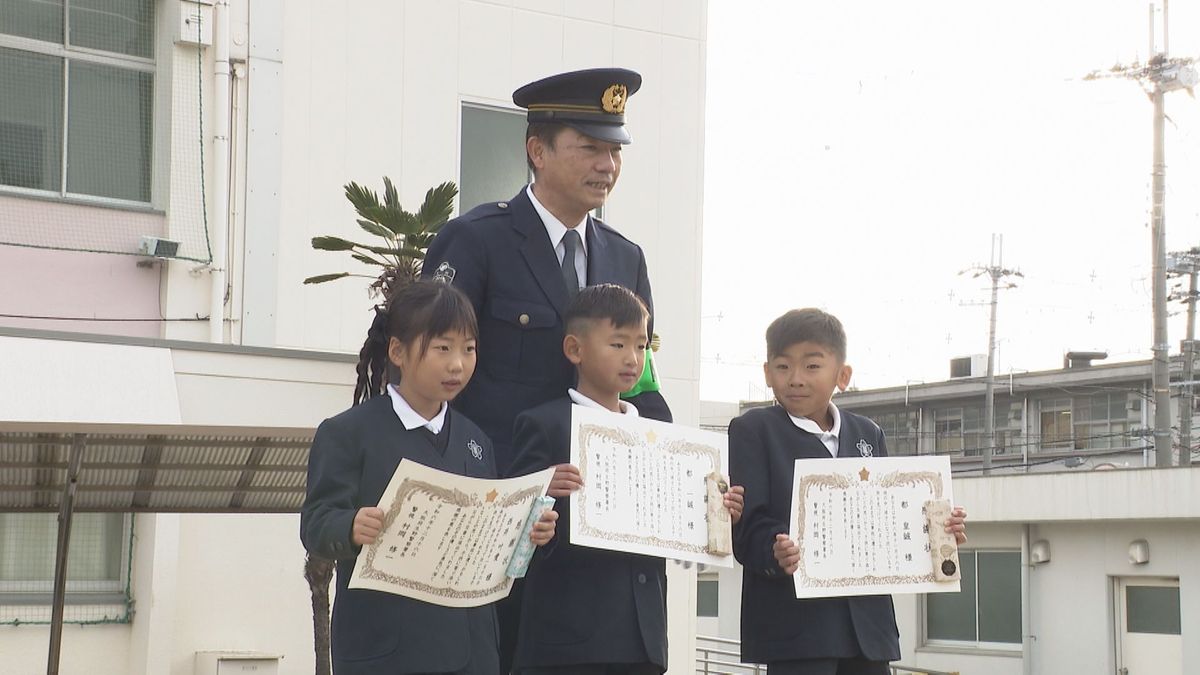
[575,423,720,554]
[358,478,541,600]
[794,469,944,588]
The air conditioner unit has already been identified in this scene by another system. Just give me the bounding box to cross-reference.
[138,236,181,259]
[195,651,281,675]
[949,355,987,379]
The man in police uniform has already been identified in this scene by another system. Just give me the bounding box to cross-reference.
[424,67,671,472]
[423,68,671,673]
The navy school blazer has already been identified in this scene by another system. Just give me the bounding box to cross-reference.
[422,187,671,473]
[729,404,901,664]
[506,397,668,671]
[300,395,499,674]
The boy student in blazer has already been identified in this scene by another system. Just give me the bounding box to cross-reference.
[730,309,968,675]
[506,284,745,675]
[300,281,558,675]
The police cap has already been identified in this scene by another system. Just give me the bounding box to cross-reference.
[512,68,642,145]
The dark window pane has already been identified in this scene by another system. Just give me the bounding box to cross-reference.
[0,0,63,43]
[977,551,1022,643]
[66,60,152,201]
[0,47,63,191]
[69,0,154,58]
[1126,585,1181,635]
[697,578,719,617]
[927,551,977,641]
[460,105,528,212]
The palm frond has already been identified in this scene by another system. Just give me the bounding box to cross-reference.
[303,272,352,284]
[311,236,360,251]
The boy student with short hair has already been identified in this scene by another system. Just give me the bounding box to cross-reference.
[730,308,967,675]
[506,283,744,675]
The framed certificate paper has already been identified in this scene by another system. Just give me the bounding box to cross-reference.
[789,456,960,598]
[569,404,734,567]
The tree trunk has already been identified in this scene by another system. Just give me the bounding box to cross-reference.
[304,553,336,675]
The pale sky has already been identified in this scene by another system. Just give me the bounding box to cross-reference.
[700,0,1200,402]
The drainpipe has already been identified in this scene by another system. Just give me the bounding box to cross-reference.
[1022,524,1033,675]
[209,0,231,343]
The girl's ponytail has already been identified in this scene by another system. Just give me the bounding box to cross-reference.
[353,305,390,405]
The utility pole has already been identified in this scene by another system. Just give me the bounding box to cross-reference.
[1170,247,1199,465]
[960,234,1021,474]
[1084,1,1197,467]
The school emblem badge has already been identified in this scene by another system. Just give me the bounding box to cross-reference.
[856,439,874,457]
[432,261,456,284]
[468,439,483,461]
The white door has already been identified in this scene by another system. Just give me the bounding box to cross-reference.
[1115,577,1182,675]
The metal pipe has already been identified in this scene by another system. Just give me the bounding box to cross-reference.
[1022,524,1033,675]
[46,434,85,675]
[209,0,232,343]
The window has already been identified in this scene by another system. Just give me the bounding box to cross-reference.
[460,104,530,213]
[926,550,1021,647]
[872,410,919,456]
[1072,392,1139,450]
[934,408,963,455]
[0,0,154,203]
[0,512,133,624]
[1125,584,1180,635]
[696,573,719,618]
[1038,397,1073,451]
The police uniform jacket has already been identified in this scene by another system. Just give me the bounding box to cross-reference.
[300,395,500,675]
[506,396,668,671]
[422,187,671,472]
[729,405,901,665]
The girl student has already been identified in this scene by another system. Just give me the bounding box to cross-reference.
[301,280,558,675]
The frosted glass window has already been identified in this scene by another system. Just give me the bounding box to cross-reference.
[460,105,529,212]
[0,0,64,43]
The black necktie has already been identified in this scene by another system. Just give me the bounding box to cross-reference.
[561,229,582,300]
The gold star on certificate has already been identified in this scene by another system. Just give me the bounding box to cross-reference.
[486,489,498,503]
[858,467,870,482]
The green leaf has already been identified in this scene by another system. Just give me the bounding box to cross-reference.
[358,219,396,240]
[311,236,360,251]
[417,181,458,228]
[344,182,380,215]
[351,253,386,267]
[383,176,400,211]
[303,273,351,284]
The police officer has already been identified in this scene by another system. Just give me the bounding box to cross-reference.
[424,67,671,473]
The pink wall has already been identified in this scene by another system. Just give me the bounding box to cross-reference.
[0,246,164,339]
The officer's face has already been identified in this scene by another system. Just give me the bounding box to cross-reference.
[530,127,622,219]
[763,341,852,428]
[389,330,478,420]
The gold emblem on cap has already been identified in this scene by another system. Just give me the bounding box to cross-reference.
[602,84,627,114]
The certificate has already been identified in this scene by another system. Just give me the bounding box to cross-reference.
[789,456,960,598]
[569,405,733,567]
[348,460,554,607]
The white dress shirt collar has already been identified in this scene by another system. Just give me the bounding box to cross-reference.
[387,384,448,434]
[568,388,639,417]
[786,402,841,457]
[527,184,589,255]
